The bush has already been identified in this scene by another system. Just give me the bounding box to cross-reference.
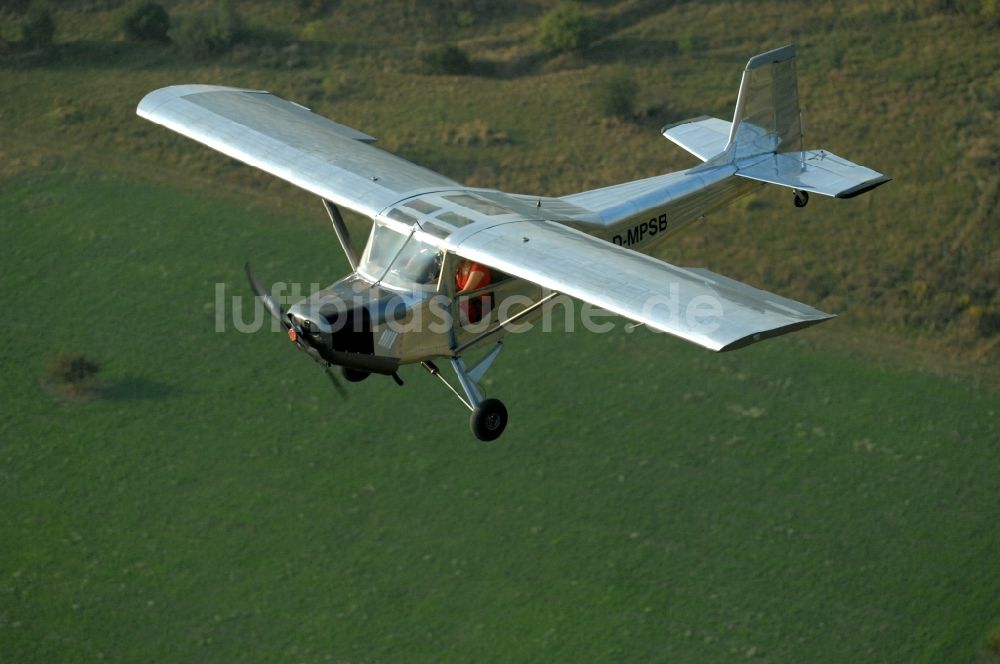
[171,1,244,59]
[915,0,998,16]
[21,5,55,50]
[294,0,331,20]
[537,1,600,54]
[985,623,1000,662]
[982,0,1000,24]
[593,70,638,119]
[119,1,170,43]
[678,31,706,55]
[45,352,103,400]
[420,43,471,75]
[456,10,476,28]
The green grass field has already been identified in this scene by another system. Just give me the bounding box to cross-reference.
[2,1,999,662]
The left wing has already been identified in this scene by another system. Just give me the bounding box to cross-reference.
[137,85,460,217]
[451,219,832,351]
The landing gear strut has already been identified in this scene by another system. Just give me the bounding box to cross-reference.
[793,189,810,208]
[423,342,508,441]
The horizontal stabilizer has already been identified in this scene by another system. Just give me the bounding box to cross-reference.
[736,150,890,198]
[661,116,732,161]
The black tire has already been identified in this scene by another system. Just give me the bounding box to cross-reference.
[793,189,809,208]
[341,367,370,383]
[470,398,508,441]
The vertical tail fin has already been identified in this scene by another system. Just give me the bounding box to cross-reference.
[727,43,802,159]
[661,44,802,163]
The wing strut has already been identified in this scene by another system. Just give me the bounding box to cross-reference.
[453,291,561,353]
[322,199,360,270]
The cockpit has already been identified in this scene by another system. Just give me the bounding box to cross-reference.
[358,220,444,291]
[357,192,521,292]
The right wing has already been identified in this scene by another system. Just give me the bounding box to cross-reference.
[452,218,832,352]
[137,85,460,217]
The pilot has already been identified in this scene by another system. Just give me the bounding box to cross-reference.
[456,258,492,323]
[402,247,442,285]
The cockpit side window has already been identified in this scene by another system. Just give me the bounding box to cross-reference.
[360,222,409,280]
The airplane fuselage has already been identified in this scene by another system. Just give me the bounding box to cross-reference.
[287,162,762,371]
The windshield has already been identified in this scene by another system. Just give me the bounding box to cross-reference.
[360,222,442,290]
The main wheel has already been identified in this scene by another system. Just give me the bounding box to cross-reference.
[341,367,370,383]
[470,398,508,441]
[793,189,810,208]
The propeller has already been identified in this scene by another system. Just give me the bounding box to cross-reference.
[245,262,294,333]
[245,262,345,399]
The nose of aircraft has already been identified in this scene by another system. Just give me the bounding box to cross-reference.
[247,265,405,376]
[289,299,375,357]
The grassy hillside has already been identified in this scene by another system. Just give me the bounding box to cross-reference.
[1,1,998,662]
[1,0,997,360]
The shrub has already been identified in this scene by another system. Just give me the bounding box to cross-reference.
[984,623,1000,661]
[679,31,706,55]
[420,43,471,75]
[968,305,1000,338]
[915,0,997,16]
[172,1,244,59]
[294,0,331,20]
[440,119,508,147]
[119,1,170,43]
[982,0,1000,24]
[456,10,476,28]
[45,352,103,400]
[21,5,55,50]
[536,1,599,54]
[593,70,638,119]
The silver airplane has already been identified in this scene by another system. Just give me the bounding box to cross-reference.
[138,44,888,441]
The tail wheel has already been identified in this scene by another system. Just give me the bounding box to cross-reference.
[470,398,508,441]
[793,189,810,208]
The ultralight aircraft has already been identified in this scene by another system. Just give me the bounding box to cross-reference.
[138,44,889,440]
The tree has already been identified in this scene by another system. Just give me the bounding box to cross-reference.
[594,70,638,119]
[171,1,244,59]
[536,1,599,54]
[119,1,171,43]
[21,5,54,50]
[45,352,102,400]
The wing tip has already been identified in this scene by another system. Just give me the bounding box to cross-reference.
[834,175,892,199]
[136,84,266,118]
[715,315,835,353]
